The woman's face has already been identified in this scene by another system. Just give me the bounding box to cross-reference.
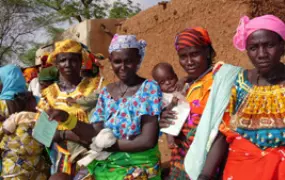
[246,30,284,74]
[178,46,209,80]
[55,53,82,79]
[109,48,141,82]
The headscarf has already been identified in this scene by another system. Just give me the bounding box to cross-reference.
[80,43,104,77]
[0,65,27,100]
[175,27,212,51]
[38,66,59,82]
[48,39,85,64]
[233,15,285,51]
[108,34,147,65]
[47,39,102,76]
[41,53,52,68]
[23,67,38,83]
[35,48,50,66]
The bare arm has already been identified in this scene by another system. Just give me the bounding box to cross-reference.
[71,121,104,145]
[106,115,159,152]
[198,132,228,180]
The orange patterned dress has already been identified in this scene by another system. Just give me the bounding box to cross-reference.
[169,72,213,179]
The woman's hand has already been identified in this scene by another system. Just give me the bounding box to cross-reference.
[159,109,177,128]
[47,109,69,122]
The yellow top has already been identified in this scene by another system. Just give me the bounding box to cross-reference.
[37,77,103,130]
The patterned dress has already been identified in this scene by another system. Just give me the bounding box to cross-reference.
[221,70,285,179]
[0,112,49,180]
[0,100,9,119]
[37,77,103,176]
[168,72,213,179]
[89,80,162,180]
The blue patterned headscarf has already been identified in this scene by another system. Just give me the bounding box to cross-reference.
[0,65,27,100]
[108,34,147,65]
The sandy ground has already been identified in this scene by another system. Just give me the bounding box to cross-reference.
[159,134,171,168]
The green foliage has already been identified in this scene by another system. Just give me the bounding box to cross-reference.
[19,46,39,66]
[0,0,141,66]
[46,26,65,41]
[109,0,141,19]
[0,0,40,65]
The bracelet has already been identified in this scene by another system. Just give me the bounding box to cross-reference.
[59,115,78,130]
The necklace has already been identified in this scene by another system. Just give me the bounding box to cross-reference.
[58,81,77,93]
[117,82,129,98]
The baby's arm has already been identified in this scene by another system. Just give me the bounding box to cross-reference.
[76,93,98,107]
[165,96,179,110]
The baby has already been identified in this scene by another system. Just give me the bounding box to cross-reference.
[66,77,104,114]
[152,62,187,149]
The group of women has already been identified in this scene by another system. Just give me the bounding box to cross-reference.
[0,14,285,180]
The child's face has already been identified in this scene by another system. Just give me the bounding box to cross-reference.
[154,68,178,93]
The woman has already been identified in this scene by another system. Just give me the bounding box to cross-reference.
[159,27,228,179]
[0,65,29,119]
[48,34,162,180]
[37,39,104,177]
[200,15,285,180]
[0,65,49,179]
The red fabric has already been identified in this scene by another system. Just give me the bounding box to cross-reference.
[175,27,212,51]
[223,136,285,180]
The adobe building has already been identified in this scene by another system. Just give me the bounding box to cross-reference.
[113,0,285,81]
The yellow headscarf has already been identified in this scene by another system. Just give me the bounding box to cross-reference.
[47,39,89,64]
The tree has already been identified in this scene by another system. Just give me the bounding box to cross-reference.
[109,0,141,19]
[33,0,141,30]
[3,0,141,66]
[0,0,45,66]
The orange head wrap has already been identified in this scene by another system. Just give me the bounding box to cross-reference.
[175,27,212,51]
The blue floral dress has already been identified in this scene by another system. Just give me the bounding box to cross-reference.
[91,80,162,139]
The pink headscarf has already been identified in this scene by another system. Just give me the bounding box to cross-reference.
[233,15,285,51]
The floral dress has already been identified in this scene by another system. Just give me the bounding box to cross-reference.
[91,80,162,139]
[88,80,162,180]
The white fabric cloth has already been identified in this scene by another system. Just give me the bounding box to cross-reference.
[77,128,116,167]
[28,78,41,98]
[184,64,242,180]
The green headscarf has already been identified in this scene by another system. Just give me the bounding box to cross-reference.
[39,66,59,82]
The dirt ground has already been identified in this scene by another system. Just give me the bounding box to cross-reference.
[159,134,171,168]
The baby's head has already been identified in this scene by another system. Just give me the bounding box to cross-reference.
[152,63,178,93]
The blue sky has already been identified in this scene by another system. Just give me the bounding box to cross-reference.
[131,0,167,9]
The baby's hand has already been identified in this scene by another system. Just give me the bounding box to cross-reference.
[66,97,76,106]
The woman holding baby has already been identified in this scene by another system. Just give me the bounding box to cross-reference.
[48,34,163,180]
[158,27,228,180]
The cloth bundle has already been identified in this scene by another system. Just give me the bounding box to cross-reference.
[77,128,117,167]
